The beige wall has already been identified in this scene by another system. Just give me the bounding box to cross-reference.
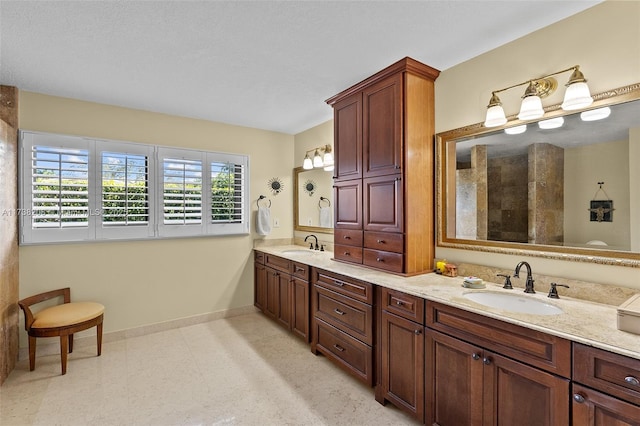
[18,92,295,345]
[435,1,640,288]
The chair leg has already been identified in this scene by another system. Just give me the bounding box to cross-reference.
[59,335,68,375]
[69,333,74,353]
[97,321,103,356]
[28,336,36,371]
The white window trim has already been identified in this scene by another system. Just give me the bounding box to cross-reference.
[19,130,250,245]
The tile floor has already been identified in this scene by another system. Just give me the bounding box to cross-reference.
[1,312,419,425]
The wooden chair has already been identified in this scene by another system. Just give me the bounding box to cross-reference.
[18,288,104,375]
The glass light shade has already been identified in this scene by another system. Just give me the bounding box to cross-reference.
[313,149,323,168]
[303,155,313,170]
[484,105,507,127]
[580,106,611,121]
[323,151,334,166]
[538,117,564,129]
[561,82,593,110]
[323,165,334,172]
[504,125,527,135]
[518,95,544,121]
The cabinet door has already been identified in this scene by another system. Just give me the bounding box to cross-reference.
[426,329,483,426]
[291,277,309,342]
[484,351,569,426]
[334,179,362,230]
[254,262,267,311]
[276,273,291,330]
[334,92,362,181]
[363,175,403,232]
[572,383,640,426]
[380,311,424,422]
[265,267,280,320]
[363,73,402,178]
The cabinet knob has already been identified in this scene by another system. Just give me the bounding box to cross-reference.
[377,239,385,244]
[334,308,346,316]
[573,394,586,404]
[471,353,480,361]
[625,376,640,386]
[376,258,384,262]
[414,329,422,335]
[343,235,350,239]
[396,300,404,306]
[343,252,350,256]
[394,165,400,169]
[483,357,492,365]
[334,280,344,287]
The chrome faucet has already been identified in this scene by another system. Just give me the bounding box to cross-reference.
[304,234,319,250]
[514,261,535,293]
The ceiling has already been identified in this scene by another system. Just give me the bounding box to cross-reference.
[0,1,603,135]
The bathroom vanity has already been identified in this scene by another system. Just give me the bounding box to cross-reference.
[253,246,640,426]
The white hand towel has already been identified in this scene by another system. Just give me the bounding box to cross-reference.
[319,206,332,228]
[256,206,271,236]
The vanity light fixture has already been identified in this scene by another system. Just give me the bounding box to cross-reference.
[504,124,527,135]
[484,65,593,127]
[580,106,611,121]
[538,117,565,130]
[302,144,333,170]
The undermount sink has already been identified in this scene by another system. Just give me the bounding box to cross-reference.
[281,249,317,255]
[463,291,564,316]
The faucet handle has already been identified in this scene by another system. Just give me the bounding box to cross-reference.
[308,243,314,249]
[497,274,513,289]
[548,282,570,299]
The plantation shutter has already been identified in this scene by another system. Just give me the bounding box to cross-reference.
[211,161,244,223]
[101,152,149,226]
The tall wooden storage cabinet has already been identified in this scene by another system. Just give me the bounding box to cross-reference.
[326,57,440,275]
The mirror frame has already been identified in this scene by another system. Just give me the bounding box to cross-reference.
[293,166,334,234]
[436,82,640,268]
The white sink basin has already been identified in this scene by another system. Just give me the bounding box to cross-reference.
[280,249,316,255]
[463,292,564,316]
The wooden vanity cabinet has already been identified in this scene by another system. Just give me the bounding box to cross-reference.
[426,301,571,426]
[572,343,640,425]
[327,57,439,275]
[254,251,266,311]
[311,268,374,386]
[375,288,425,422]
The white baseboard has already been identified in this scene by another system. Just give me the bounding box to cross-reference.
[18,305,259,361]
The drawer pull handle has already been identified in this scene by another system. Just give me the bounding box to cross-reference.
[573,394,586,404]
[376,257,384,262]
[483,357,492,365]
[295,267,304,272]
[471,353,480,361]
[343,252,350,256]
[414,329,422,335]
[396,300,404,306]
[625,376,640,386]
[377,239,385,244]
[334,280,345,287]
[333,344,345,352]
[343,235,350,239]
[334,308,346,316]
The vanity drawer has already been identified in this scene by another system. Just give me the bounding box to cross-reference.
[364,231,403,253]
[573,343,640,405]
[314,284,373,345]
[264,254,292,274]
[254,250,265,265]
[315,319,373,386]
[381,287,425,325]
[335,229,363,247]
[363,249,403,274]
[334,244,363,264]
[427,301,571,378]
[292,262,310,281]
[313,268,373,304]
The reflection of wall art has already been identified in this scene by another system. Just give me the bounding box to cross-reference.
[268,177,284,195]
[589,200,614,222]
[303,180,317,196]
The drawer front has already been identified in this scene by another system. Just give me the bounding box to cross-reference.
[314,285,373,345]
[292,262,310,281]
[335,229,363,247]
[313,268,373,304]
[573,343,640,406]
[364,231,403,253]
[363,248,404,273]
[334,244,363,264]
[381,287,425,325]
[315,319,373,386]
[254,250,265,264]
[264,254,292,274]
[427,301,571,378]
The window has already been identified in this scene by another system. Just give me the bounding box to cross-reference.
[19,131,250,244]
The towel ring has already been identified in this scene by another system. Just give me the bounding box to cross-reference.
[318,196,331,208]
[257,195,271,208]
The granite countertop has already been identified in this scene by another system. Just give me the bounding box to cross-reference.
[255,245,640,361]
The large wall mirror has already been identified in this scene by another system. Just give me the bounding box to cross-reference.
[436,82,640,267]
[294,166,334,234]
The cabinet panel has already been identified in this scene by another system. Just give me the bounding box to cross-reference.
[363,249,404,273]
[573,342,640,406]
[265,268,280,320]
[572,383,640,426]
[314,285,373,345]
[254,262,267,311]
[333,244,363,264]
[362,73,403,178]
[334,229,363,247]
[313,268,374,304]
[380,287,424,324]
[380,311,424,422]
[264,254,292,274]
[276,273,291,330]
[291,277,309,342]
[292,262,310,281]
[364,231,403,253]
[334,179,363,230]
[363,175,403,233]
[334,93,362,181]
